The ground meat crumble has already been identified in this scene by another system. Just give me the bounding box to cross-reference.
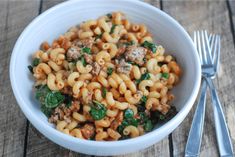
[49,101,80,123]
[91,62,101,76]
[66,46,82,61]
[81,124,95,139]
[115,59,132,75]
[125,46,147,66]
[74,37,94,48]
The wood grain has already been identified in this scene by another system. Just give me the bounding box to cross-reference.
[163,0,235,156]
[0,0,234,157]
[116,1,170,157]
[25,1,170,157]
[228,0,235,26]
[25,0,88,156]
[228,0,235,45]
[0,0,40,157]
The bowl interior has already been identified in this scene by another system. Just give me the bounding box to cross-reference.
[10,0,200,155]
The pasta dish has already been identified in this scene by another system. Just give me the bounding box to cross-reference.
[28,12,181,141]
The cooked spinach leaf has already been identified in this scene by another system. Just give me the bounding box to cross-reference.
[106,13,112,19]
[124,109,134,119]
[82,47,91,54]
[162,72,169,79]
[35,85,66,117]
[136,73,150,84]
[123,41,135,46]
[80,56,87,66]
[141,41,157,53]
[95,32,103,41]
[144,120,153,132]
[45,91,65,108]
[35,85,51,105]
[90,101,107,120]
[110,24,117,34]
[41,105,53,117]
[64,94,73,108]
[101,87,107,98]
[32,58,40,66]
[107,67,113,76]
[117,109,138,134]
[28,65,34,74]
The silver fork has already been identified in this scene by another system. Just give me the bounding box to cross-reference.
[185,31,211,157]
[185,31,234,157]
[203,32,234,157]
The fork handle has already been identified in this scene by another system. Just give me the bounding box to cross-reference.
[185,79,207,157]
[205,77,234,157]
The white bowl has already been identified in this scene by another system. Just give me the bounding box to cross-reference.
[10,0,201,156]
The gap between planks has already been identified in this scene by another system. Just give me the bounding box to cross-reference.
[163,0,235,156]
[24,0,171,157]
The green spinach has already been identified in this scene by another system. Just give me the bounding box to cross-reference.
[35,85,51,105]
[110,24,117,34]
[41,105,53,117]
[123,41,135,46]
[32,58,40,66]
[28,65,34,74]
[117,109,138,134]
[82,47,91,54]
[106,13,112,19]
[101,87,107,98]
[80,56,87,66]
[141,41,157,53]
[107,67,113,76]
[124,108,134,119]
[35,85,66,117]
[28,58,41,74]
[162,72,169,79]
[90,101,107,120]
[140,96,147,104]
[45,91,65,108]
[138,112,148,124]
[64,94,73,108]
[144,120,153,132]
[95,32,103,41]
[136,72,150,84]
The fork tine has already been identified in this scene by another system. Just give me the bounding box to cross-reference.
[209,34,212,44]
[214,35,221,73]
[193,31,197,48]
[197,31,204,65]
[210,35,216,62]
[204,30,213,65]
[193,31,197,51]
[200,30,208,64]
[194,31,201,64]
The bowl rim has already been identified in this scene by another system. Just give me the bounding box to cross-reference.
[10,0,201,148]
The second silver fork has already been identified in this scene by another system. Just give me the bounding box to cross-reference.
[184,31,210,157]
[185,31,234,157]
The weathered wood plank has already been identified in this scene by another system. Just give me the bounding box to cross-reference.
[26,0,170,156]
[228,0,235,25]
[118,137,170,157]
[27,124,91,157]
[117,0,170,157]
[25,0,89,156]
[228,0,235,44]
[118,1,170,157]
[116,1,169,156]
[25,0,88,156]
[163,0,235,156]
[0,0,40,157]
[229,0,235,15]
[41,0,66,11]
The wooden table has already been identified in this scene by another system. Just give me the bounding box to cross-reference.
[1,0,235,156]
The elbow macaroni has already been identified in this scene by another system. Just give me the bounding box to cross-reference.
[30,12,181,141]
